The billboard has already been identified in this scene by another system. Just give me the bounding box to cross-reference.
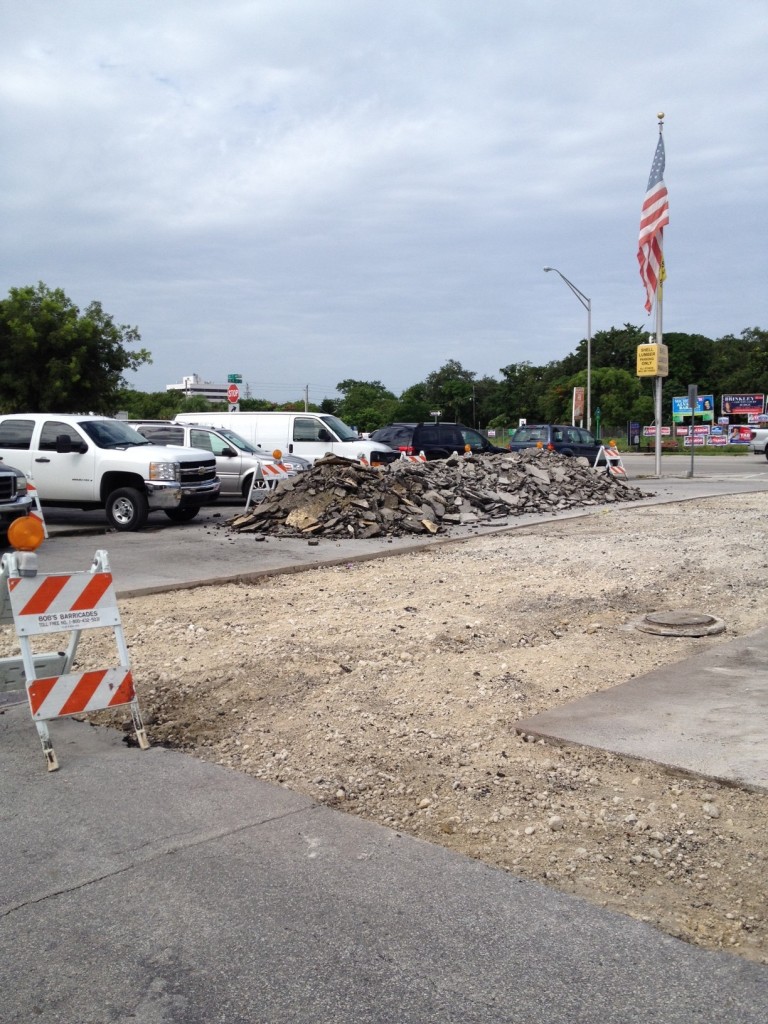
[721,394,765,416]
[671,395,715,424]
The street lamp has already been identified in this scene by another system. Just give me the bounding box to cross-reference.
[543,267,592,432]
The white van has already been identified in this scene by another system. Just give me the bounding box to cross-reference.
[173,412,396,465]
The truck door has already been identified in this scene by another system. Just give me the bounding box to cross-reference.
[190,428,242,498]
[32,419,97,501]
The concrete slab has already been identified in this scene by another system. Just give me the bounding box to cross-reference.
[2,705,767,1024]
[517,625,768,792]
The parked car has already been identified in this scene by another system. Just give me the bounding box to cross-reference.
[748,427,768,457]
[0,414,219,531]
[128,421,309,500]
[0,460,34,541]
[508,424,603,462]
[369,422,507,460]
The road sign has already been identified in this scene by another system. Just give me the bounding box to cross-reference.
[227,374,243,383]
[227,384,240,403]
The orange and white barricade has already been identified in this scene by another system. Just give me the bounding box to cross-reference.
[260,462,289,487]
[400,451,428,463]
[0,547,149,771]
[594,445,627,480]
[243,461,290,509]
[26,478,48,538]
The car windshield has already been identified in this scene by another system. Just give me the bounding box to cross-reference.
[80,420,152,449]
[217,428,259,454]
[514,427,546,443]
[319,415,358,441]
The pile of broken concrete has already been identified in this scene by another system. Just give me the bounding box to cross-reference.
[227,448,647,539]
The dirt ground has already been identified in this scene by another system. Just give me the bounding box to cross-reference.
[4,492,767,964]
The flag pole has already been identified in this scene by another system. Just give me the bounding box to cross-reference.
[654,112,665,479]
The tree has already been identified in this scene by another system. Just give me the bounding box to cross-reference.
[472,374,504,427]
[711,327,768,397]
[0,283,151,413]
[588,367,647,429]
[423,360,476,422]
[393,382,430,422]
[590,324,647,375]
[498,361,548,422]
[334,379,398,431]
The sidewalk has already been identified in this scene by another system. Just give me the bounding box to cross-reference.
[2,704,767,1024]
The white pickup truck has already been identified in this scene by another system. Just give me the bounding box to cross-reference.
[0,414,220,530]
[748,427,768,457]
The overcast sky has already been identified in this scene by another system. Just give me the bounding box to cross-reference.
[2,2,767,405]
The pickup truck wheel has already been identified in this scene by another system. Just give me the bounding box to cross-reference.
[164,507,200,523]
[106,488,149,531]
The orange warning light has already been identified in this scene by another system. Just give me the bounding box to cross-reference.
[7,515,45,552]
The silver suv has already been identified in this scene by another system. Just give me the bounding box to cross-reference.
[129,422,308,500]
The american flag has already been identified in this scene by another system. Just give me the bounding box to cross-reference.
[637,134,669,312]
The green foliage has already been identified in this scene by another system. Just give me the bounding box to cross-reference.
[0,283,151,413]
[393,383,430,422]
[335,379,398,431]
[423,361,476,422]
[239,397,281,411]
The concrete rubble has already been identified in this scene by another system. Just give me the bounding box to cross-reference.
[228,448,647,539]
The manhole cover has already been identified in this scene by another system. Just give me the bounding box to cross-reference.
[634,610,726,637]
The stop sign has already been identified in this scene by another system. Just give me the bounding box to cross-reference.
[227,384,240,403]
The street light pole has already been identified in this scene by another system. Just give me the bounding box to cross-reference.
[543,267,592,432]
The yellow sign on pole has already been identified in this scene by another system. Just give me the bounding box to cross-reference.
[636,343,669,378]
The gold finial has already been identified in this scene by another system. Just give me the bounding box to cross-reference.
[657,111,665,120]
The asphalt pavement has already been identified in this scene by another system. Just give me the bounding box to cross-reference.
[2,454,768,1023]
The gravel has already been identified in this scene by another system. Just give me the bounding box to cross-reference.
[3,491,767,964]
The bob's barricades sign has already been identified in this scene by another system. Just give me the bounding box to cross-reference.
[0,548,149,772]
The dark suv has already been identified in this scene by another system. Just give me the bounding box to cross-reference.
[508,424,602,462]
[369,422,507,460]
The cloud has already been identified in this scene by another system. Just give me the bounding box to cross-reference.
[1,1,767,402]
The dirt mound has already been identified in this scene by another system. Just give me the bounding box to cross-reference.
[228,448,645,538]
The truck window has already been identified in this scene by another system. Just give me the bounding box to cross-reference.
[0,419,34,449]
[293,417,324,442]
[80,420,149,448]
[190,429,220,453]
[318,415,356,441]
[39,421,83,451]
[461,427,485,450]
[139,427,184,445]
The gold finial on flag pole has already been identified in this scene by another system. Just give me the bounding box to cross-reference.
[657,111,665,131]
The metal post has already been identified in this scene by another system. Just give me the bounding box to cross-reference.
[543,268,592,431]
